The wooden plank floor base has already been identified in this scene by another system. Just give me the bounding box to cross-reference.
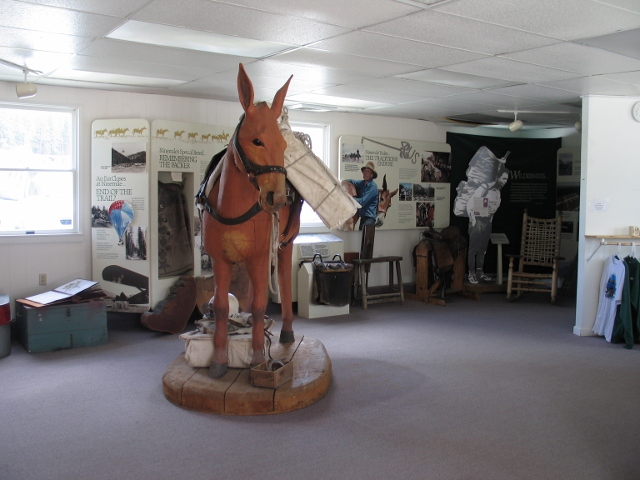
[162,335,331,415]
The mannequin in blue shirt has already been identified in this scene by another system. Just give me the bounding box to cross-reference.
[345,161,379,230]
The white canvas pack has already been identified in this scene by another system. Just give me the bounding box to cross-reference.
[179,331,253,368]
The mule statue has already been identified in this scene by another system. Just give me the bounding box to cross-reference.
[196,64,302,378]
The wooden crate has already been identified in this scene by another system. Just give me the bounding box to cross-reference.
[249,360,293,389]
[15,300,107,353]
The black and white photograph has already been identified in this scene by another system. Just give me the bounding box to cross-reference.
[125,226,147,260]
[421,151,451,183]
[399,182,413,201]
[413,183,435,202]
[415,201,434,228]
[340,143,364,163]
[112,142,147,173]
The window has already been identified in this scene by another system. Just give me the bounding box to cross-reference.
[289,121,330,228]
[0,105,77,235]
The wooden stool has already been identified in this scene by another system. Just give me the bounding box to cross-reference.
[352,256,404,309]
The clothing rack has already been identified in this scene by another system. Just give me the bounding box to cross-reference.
[587,236,639,262]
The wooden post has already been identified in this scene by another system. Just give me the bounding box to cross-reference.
[415,241,430,301]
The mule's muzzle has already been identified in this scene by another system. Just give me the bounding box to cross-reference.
[260,189,287,213]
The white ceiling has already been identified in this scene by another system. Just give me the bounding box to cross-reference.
[1,0,640,128]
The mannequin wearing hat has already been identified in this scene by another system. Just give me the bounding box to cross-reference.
[344,161,379,230]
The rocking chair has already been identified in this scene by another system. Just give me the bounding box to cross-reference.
[506,210,562,304]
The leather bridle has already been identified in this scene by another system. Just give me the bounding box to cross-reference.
[195,115,288,226]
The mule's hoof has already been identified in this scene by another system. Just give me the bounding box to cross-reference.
[208,362,228,379]
[279,330,295,344]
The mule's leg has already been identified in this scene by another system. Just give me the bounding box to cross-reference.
[246,260,269,366]
[209,261,232,378]
[278,241,295,343]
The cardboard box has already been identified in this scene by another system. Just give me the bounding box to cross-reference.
[16,300,107,353]
[250,360,293,389]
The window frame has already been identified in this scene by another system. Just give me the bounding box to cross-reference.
[288,120,333,233]
[0,102,80,240]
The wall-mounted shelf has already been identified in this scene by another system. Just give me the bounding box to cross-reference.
[585,235,640,261]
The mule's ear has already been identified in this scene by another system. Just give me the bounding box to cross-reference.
[237,63,254,113]
[382,174,388,190]
[271,74,293,116]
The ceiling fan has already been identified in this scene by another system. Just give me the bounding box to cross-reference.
[442,110,579,130]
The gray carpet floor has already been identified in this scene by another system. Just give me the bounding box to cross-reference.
[1,293,639,480]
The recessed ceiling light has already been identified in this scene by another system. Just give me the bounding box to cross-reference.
[107,20,293,58]
[48,69,185,87]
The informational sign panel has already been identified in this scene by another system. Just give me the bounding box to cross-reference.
[91,119,151,312]
[339,135,451,230]
[148,119,230,307]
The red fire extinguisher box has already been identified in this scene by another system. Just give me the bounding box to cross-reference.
[0,294,10,358]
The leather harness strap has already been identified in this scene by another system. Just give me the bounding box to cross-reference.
[195,116,289,227]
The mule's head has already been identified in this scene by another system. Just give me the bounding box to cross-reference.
[376,174,398,227]
[236,63,292,214]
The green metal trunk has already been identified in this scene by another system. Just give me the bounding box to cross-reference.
[16,300,107,353]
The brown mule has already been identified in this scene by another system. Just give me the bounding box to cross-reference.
[200,64,300,378]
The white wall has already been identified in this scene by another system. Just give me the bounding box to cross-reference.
[0,80,586,319]
[574,95,640,336]
[0,81,445,307]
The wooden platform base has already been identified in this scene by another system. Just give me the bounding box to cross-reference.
[162,335,331,415]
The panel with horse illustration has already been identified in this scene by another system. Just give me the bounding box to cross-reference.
[339,135,451,230]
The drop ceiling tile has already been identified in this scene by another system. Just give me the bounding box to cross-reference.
[64,55,218,82]
[0,0,123,37]
[21,0,150,16]
[0,26,94,54]
[285,91,391,109]
[443,57,582,83]
[489,83,582,103]
[79,39,254,73]
[210,0,420,28]
[311,31,487,68]
[38,76,179,94]
[370,97,498,118]
[600,70,640,85]
[240,73,334,96]
[131,0,349,46]
[309,84,425,104]
[444,90,545,109]
[367,10,560,55]
[171,80,238,101]
[435,0,640,40]
[594,0,640,14]
[244,60,373,85]
[356,76,475,97]
[366,101,448,119]
[0,46,74,74]
[502,42,640,75]
[271,47,422,77]
[396,69,518,89]
[541,76,640,96]
[576,27,640,61]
